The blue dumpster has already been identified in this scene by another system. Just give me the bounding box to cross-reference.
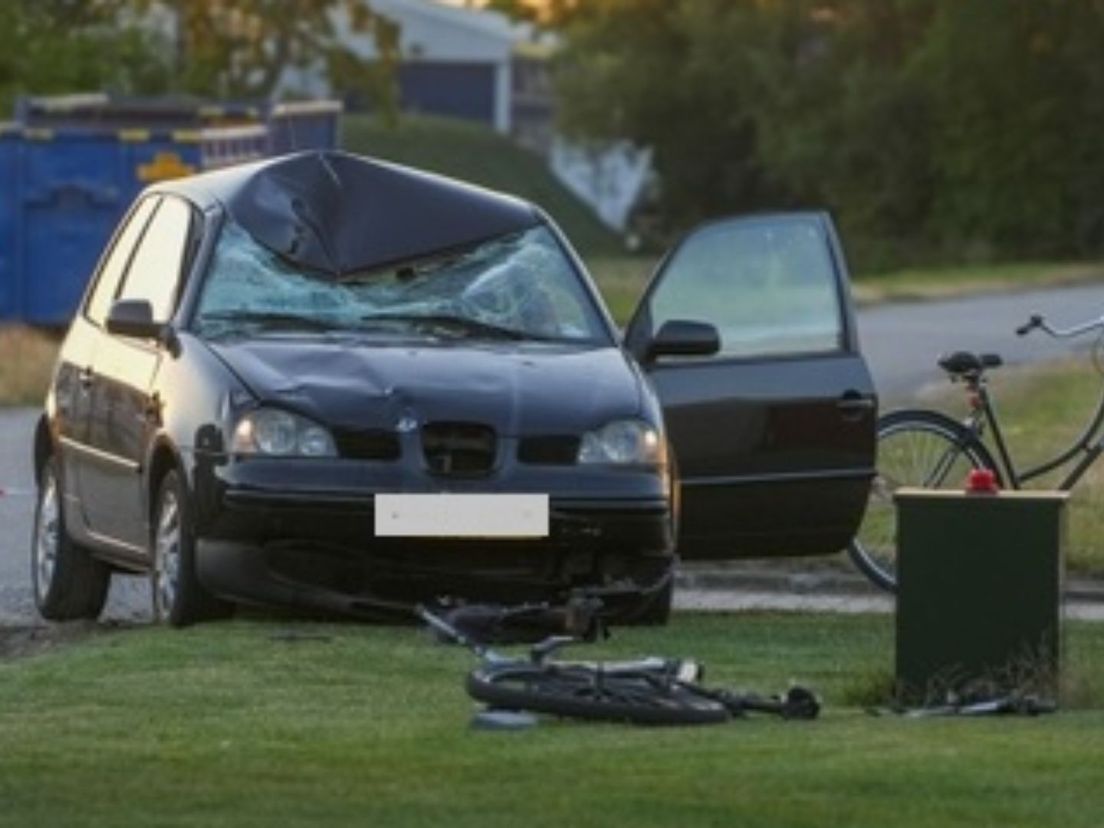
[1,95,341,326]
[15,93,265,131]
[267,100,344,155]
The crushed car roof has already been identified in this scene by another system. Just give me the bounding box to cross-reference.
[159,150,541,276]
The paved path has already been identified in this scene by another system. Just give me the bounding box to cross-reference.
[858,283,1104,399]
[0,408,45,624]
[0,407,150,625]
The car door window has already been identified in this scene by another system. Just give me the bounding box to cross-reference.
[85,196,160,326]
[116,196,194,321]
[647,216,843,359]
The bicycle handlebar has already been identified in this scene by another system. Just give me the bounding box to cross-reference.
[1016,312,1104,339]
[1015,314,1044,336]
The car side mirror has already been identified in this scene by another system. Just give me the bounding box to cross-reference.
[645,319,721,362]
[105,298,163,339]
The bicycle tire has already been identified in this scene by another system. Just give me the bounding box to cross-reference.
[848,409,1000,593]
[466,664,730,726]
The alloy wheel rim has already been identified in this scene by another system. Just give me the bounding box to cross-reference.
[154,490,181,617]
[34,472,60,603]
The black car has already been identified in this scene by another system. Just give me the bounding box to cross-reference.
[31,151,876,626]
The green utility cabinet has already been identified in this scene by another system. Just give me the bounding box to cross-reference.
[894,489,1067,703]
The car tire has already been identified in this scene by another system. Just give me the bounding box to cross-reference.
[151,469,233,627]
[32,456,110,621]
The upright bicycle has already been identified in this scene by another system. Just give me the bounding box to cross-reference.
[849,311,1104,592]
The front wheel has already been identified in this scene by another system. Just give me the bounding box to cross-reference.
[151,470,233,627]
[848,409,1000,593]
[466,665,729,725]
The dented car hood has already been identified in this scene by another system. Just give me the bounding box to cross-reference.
[207,338,645,436]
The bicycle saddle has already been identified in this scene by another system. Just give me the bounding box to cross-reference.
[937,351,1003,377]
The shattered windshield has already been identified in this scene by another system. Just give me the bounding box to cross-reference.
[193,221,609,344]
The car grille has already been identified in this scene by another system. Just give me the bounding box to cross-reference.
[421,422,496,476]
[333,428,401,461]
[518,435,580,465]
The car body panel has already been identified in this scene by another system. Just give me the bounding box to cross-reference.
[80,332,161,549]
[53,318,98,532]
[625,212,876,559]
[205,338,644,437]
[643,353,875,558]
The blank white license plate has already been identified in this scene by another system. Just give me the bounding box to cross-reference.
[374,494,549,538]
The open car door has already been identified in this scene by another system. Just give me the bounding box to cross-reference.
[624,212,877,560]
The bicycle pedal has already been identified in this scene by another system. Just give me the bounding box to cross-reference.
[674,660,704,684]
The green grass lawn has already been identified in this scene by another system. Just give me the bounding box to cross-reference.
[588,256,656,323]
[2,613,1103,827]
[854,261,1104,305]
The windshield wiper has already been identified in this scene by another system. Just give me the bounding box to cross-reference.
[199,310,342,333]
[360,313,537,341]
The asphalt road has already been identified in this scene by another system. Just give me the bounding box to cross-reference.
[861,283,1104,399]
[0,407,151,624]
[0,407,45,624]
[3,284,1104,624]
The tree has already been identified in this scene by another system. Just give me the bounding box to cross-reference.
[555,0,783,234]
[0,1,170,114]
[0,1,400,118]
[913,0,1104,256]
[746,1,939,264]
[141,0,400,107]
[552,0,1104,266]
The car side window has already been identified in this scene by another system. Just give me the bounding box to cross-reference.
[84,196,160,326]
[116,196,194,322]
[647,217,844,359]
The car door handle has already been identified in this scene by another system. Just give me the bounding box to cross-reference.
[837,392,875,419]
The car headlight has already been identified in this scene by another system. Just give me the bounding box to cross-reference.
[577,419,666,466]
[232,408,337,457]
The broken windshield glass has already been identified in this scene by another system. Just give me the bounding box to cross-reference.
[193,222,609,344]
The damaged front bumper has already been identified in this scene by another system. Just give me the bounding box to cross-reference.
[191,467,674,618]
[189,449,675,617]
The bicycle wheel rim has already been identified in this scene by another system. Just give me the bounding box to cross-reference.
[849,412,992,593]
[467,666,730,726]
